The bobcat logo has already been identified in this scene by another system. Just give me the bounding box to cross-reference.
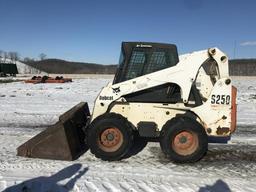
[112,87,120,93]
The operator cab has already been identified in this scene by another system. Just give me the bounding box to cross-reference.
[113,42,179,84]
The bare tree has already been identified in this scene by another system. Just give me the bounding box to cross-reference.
[13,52,19,63]
[8,52,14,63]
[23,57,35,62]
[39,53,47,61]
[7,52,19,63]
[0,50,3,62]
[4,52,9,63]
[24,57,31,62]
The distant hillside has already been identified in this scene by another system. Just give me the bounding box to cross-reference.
[24,59,117,74]
[230,59,256,65]
[229,59,256,76]
[24,58,256,76]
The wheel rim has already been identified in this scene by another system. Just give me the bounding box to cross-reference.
[98,127,123,152]
[172,131,199,156]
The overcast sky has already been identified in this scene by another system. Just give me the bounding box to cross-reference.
[0,0,256,64]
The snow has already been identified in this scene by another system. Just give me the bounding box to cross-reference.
[0,75,256,192]
[15,60,45,74]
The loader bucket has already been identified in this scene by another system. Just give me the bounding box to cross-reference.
[17,102,90,161]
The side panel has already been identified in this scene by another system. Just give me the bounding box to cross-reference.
[191,78,234,137]
[109,102,190,132]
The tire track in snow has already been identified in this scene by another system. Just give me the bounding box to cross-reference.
[119,182,138,192]
[102,181,120,192]
[84,180,101,192]
[137,182,156,192]
[1,166,255,192]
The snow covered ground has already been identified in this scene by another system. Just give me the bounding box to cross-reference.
[0,75,256,192]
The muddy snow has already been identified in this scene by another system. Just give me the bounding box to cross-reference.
[0,75,255,192]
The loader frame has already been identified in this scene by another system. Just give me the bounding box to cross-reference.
[91,47,235,138]
[17,43,237,163]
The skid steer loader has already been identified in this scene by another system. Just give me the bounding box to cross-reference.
[17,42,237,163]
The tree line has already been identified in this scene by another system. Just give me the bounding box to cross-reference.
[0,50,47,63]
[0,50,19,63]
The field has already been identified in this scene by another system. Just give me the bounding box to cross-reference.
[0,75,256,192]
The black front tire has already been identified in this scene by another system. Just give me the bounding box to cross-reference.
[160,117,208,163]
[87,113,134,161]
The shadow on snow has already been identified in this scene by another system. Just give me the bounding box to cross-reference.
[198,179,231,192]
[3,163,88,192]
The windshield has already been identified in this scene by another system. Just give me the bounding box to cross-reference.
[113,42,179,84]
[124,48,177,81]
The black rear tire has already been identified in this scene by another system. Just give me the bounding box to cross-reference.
[87,113,134,161]
[160,117,208,163]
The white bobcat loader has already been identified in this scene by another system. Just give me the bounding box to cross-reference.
[17,42,237,163]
